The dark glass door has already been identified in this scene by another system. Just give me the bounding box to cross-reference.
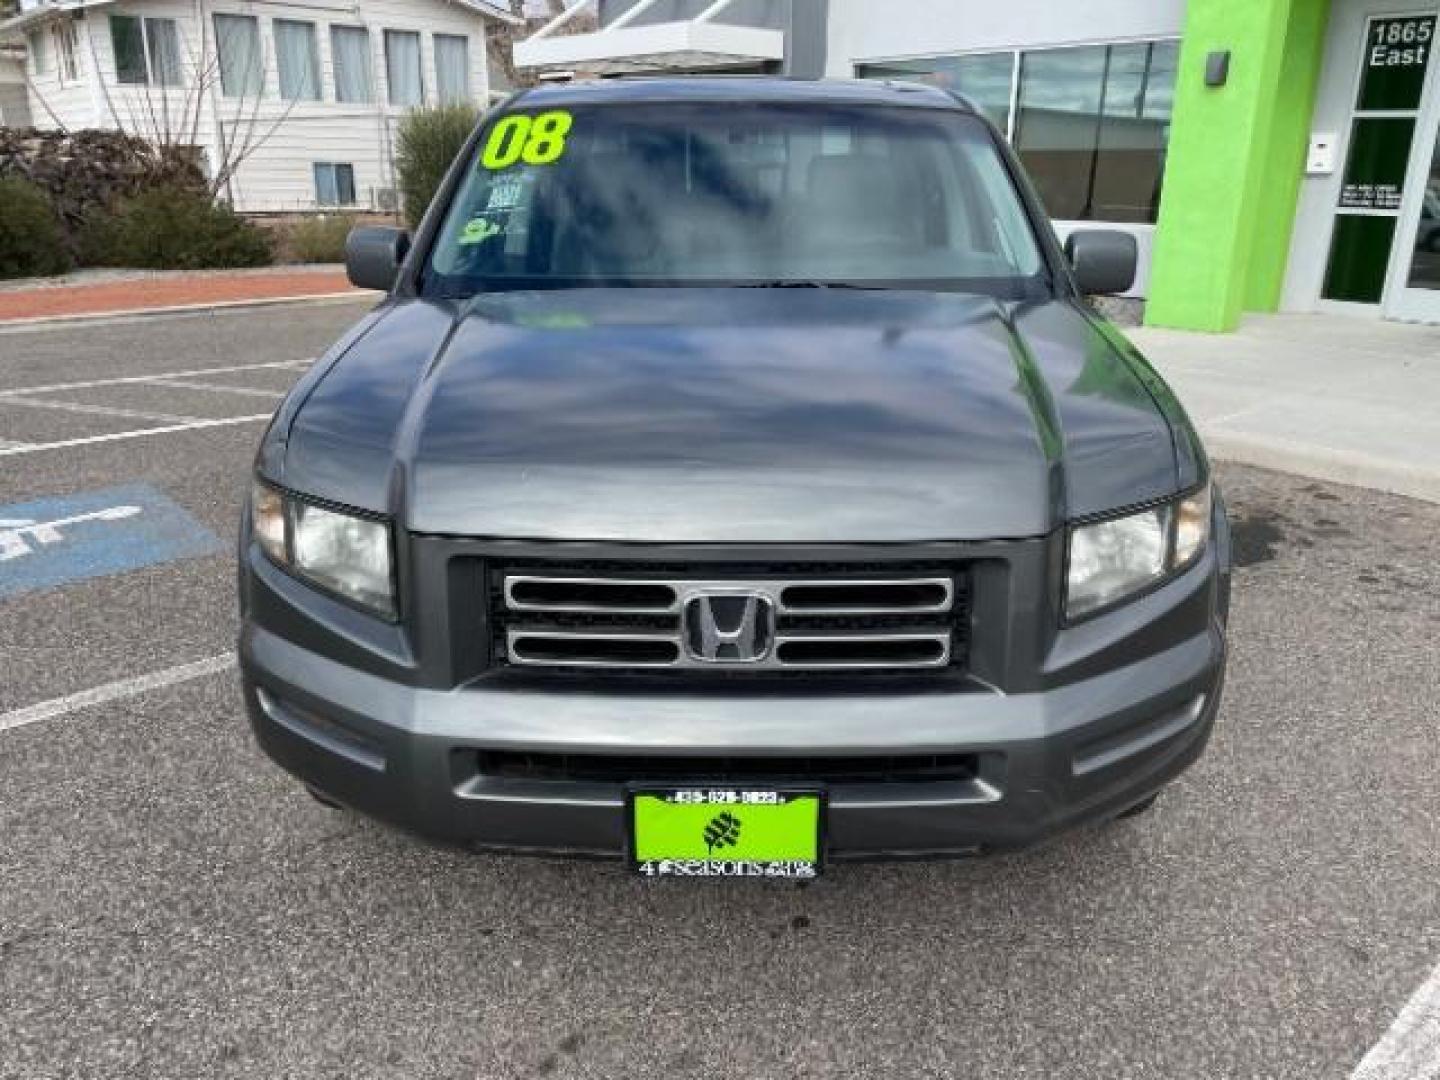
[1323,13,1436,304]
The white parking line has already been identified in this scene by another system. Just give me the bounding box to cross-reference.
[0,359,310,399]
[0,396,203,424]
[0,654,237,734]
[141,378,285,399]
[0,414,273,457]
[1352,959,1440,1079]
[0,439,33,450]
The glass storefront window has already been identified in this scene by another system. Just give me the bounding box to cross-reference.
[858,40,1178,225]
[1096,42,1177,222]
[1013,45,1107,220]
[855,54,1014,132]
[1015,41,1177,223]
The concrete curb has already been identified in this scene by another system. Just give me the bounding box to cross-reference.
[0,291,374,331]
[1201,428,1440,506]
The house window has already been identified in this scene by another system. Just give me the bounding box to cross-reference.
[434,34,470,105]
[857,39,1179,225]
[110,15,146,84]
[27,30,48,76]
[53,21,81,84]
[384,30,423,107]
[331,26,374,104]
[109,15,181,87]
[146,19,182,86]
[314,163,357,206]
[274,19,321,101]
[214,14,263,98]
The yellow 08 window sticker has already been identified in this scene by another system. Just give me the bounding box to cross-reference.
[480,110,573,170]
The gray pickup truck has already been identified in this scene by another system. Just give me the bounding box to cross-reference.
[238,77,1230,877]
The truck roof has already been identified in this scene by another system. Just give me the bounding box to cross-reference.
[510,76,971,112]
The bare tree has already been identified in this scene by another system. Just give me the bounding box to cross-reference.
[21,74,70,133]
[84,27,298,200]
[487,0,600,91]
[486,0,535,90]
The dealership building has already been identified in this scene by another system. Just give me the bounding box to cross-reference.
[516,0,1440,331]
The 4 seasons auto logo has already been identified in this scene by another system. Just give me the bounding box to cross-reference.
[703,811,743,856]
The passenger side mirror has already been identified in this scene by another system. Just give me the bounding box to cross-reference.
[346,226,412,292]
[1064,230,1137,296]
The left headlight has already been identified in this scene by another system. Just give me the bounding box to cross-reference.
[250,480,396,618]
[1066,485,1212,620]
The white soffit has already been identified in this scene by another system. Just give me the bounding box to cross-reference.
[515,20,783,74]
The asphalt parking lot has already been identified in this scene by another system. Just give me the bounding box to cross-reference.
[2,301,1438,1079]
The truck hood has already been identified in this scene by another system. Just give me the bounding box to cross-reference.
[278,289,1179,542]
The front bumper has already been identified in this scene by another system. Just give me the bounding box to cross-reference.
[239,492,1231,860]
[239,612,1225,860]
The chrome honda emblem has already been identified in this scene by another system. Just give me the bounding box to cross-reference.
[683,592,775,663]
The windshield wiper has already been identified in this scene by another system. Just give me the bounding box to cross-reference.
[736,280,889,290]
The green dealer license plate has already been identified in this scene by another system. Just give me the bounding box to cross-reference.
[628,789,824,879]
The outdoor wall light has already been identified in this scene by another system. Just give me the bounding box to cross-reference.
[1205,50,1231,87]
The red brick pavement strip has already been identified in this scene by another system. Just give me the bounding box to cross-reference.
[0,271,368,323]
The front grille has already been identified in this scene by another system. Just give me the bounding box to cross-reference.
[476,750,980,786]
[489,560,970,674]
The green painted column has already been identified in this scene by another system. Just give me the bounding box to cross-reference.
[1146,0,1331,331]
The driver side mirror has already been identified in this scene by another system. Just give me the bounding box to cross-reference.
[346,226,412,292]
[1064,230,1137,296]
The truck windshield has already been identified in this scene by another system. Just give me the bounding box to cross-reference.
[424,102,1047,297]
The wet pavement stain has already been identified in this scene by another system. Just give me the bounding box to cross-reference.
[1231,510,1286,567]
[536,1032,586,1076]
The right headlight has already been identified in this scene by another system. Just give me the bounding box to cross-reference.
[1066,485,1212,620]
[250,479,396,619]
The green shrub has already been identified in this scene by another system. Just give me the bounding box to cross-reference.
[0,129,208,255]
[287,214,356,264]
[0,176,72,279]
[89,187,273,270]
[396,104,479,228]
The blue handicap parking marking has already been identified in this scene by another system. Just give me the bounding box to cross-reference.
[0,483,222,600]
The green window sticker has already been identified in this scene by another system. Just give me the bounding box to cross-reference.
[480,110,573,170]
[459,217,502,246]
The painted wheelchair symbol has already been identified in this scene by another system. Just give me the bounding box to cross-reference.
[0,505,143,562]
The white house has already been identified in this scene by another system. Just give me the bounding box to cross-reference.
[0,0,519,212]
